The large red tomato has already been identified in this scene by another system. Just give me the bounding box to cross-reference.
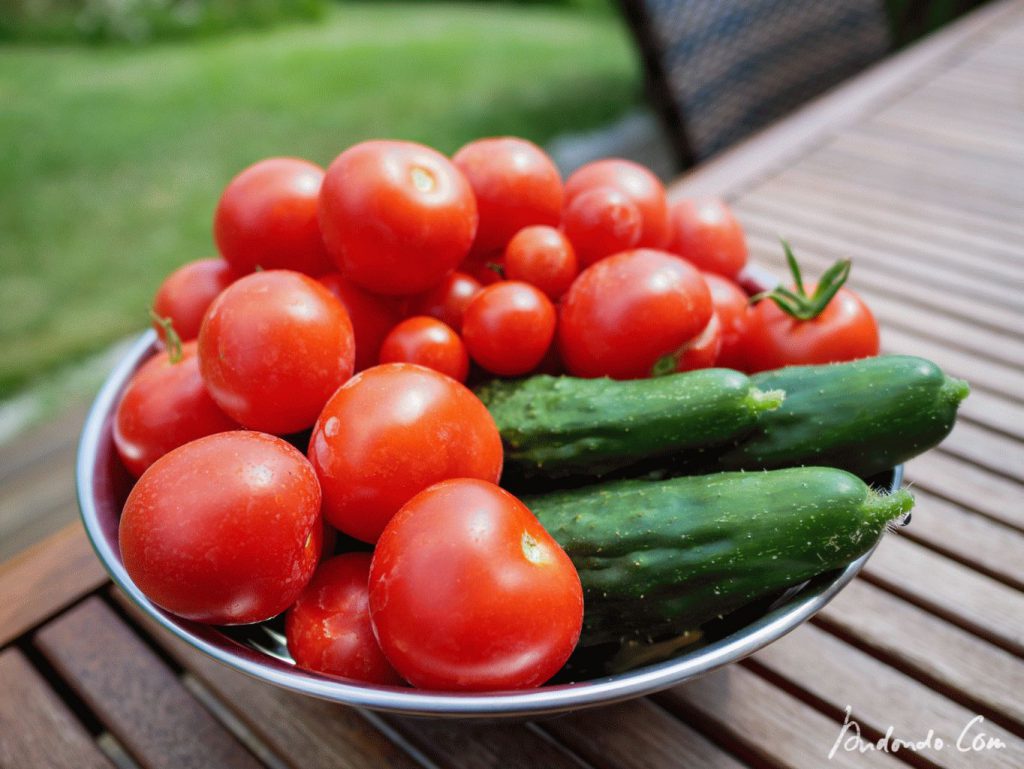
[368,479,583,691]
[461,281,556,376]
[120,431,322,625]
[114,341,238,477]
[318,141,478,295]
[286,553,404,685]
[308,364,503,543]
[214,157,332,276]
[703,272,751,370]
[558,249,712,379]
[452,137,563,255]
[318,273,402,372]
[152,258,238,343]
[564,159,669,248]
[666,198,748,279]
[198,270,354,434]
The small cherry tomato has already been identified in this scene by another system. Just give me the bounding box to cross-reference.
[504,225,578,299]
[308,363,503,543]
[408,271,482,332]
[151,258,238,343]
[453,137,563,255]
[561,186,642,268]
[214,157,332,276]
[379,316,469,382]
[672,314,721,372]
[462,281,556,376]
[318,273,402,372]
[666,198,748,279]
[120,431,322,625]
[319,140,478,296]
[368,478,583,691]
[564,159,669,248]
[198,270,354,434]
[703,272,750,370]
[744,243,879,372]
[114,342,238,477]
[286,553,404,686]
[558,249,712,379]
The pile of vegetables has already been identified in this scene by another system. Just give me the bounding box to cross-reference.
[112,137,968,692]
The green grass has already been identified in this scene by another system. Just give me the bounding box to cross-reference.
[0,3,640,398]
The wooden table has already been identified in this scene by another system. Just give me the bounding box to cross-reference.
[2,2,1023,767]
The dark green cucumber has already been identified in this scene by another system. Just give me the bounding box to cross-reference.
[717,355,970,477]
[477,369,784,480]
[528,466,913,647]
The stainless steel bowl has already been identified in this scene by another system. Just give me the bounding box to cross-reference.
[77,275,901,718]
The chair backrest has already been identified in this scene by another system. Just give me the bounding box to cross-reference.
[621,0,892,167]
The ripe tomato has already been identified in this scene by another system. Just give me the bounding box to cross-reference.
[703,272,751,370]
[114,342,238,477]
[452,137,563,255]
[504,225,578,300]
[368,479,583,691]
[318,273,402,372]
[561,186,642,268]
[558,249,712,379]
[744,245,879,371]
[319,141,478,295]
[379,316,469,382]
[198,270,354,434]
[564,159,669,248]
[462,281,556,376]
[672,314,721,371]
[214,157,332,276]
[151,258,238,343]
[666,198,748,279]
[120,431,322,625]
[408,270,482,332]
[286,553,404,686]
[308,363,503,543]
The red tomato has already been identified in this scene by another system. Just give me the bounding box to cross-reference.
[308,364,503,543]
[214,157,332,276]
[152,258,238,343]
[666,198,748,279]
[561,186,642,268]
[114,342,238,477]
[462,281,556,376]
[504,225,578,299]
[564,159,669,248]
[368,479,583,691]
[286,553,404,686]
[452,137,563,255]
[673,314,721,371]
[558,249,712,379]
[379,316,469,382]
[319,141,478,295]
[120,431,322,625]
[318,273,402,372]
[408,271,482,332]
[703,272,751,370]
[198,270,354,434]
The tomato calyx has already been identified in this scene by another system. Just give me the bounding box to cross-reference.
[752,241,851,321]
[485,261,506,278]
[149,309,184,363]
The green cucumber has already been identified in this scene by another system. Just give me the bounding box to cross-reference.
[528,466,913,647]
[477,369,784,480]
[717,355,970,477]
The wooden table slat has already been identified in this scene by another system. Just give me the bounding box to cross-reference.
[904,452,1024,531]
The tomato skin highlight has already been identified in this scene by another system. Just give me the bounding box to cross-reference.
[409,270,482,332]
[504,225,578,300]
[666,198,748,279]
[564,158,669,249]
[462,281,557,376]
[368,479,583,691]
[379,316,469,383]
[214,157,333,277]
[744,285,880,372]
[114,342,238,477]
[286,553,404,686]
[558,249,712,379]
[318,273,402,372]
[453,137,563,255]
[319,140,478,296]
[198,270,355,435]
[703,272,751,370]
[152,258,238,343]
[119,431,323,625]
[308,363,503,544]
